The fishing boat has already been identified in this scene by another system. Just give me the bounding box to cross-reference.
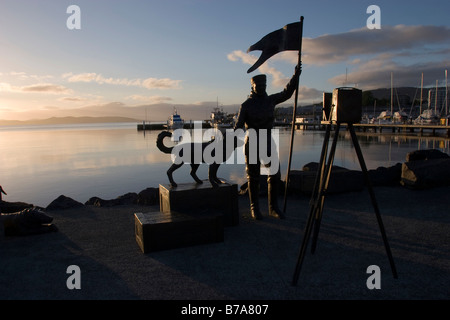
[210,107,234,129]
[166,108,185,130]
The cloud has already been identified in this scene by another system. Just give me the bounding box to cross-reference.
[228,50,322,101]
[302,25,450,66]
[62,72,182,90]
[0,82,72,94]
[126,95,173,104]
[329,54,450,89]
[227,50,289,87]
[21,84,72,94]
[7,71,54,81]
[59,97,87,102]
[229,24,450,95]
[297,86,323,101]
[229,24,450,69]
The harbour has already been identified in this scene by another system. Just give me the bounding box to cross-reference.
[292,121,450,137]
[1,121,449,207]
[138,119,450,138]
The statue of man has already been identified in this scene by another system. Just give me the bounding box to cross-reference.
[234,66,301,220]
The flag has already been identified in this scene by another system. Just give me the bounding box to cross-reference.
[246,21,302,73]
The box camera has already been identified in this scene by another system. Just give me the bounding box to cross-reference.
[330,87,362,123]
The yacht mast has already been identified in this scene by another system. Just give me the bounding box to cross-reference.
[420,72,423,115]
[390,72,393,119]
[446,69,448,116]
[435,80,438,115]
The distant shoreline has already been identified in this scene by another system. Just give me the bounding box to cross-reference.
[0,116,141,126]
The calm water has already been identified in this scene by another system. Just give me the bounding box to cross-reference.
[1,122,449,207]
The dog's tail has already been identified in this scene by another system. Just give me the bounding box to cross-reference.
[156,131,173,154]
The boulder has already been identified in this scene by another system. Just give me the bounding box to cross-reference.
[86,192,138,207]
[368,163,402,186]
[85,189,160,207]
[46,195,84,211]
[288,162,364,195]
[137,187,159,205]
[85,196,102,206]
[405,149,449,162]
[401,158,450,189]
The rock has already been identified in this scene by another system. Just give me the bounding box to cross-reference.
[401,158,450,189]
[405,149,450,162]
[87,192,138,207]
[46,195,84,211]
[288,163,364,195]
[368,163,402,186]
[85,196,102,206]
[137,188,159,205]
[114,192,138,205]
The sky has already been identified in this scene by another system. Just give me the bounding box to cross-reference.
[0,0,449,121]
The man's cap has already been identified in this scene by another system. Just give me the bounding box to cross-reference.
[251,74,267,85]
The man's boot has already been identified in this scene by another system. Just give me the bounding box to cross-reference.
[248,180,263,220]
[268,175,285,219]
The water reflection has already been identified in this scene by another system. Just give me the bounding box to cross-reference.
[0,124,448,207]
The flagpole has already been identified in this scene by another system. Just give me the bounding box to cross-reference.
[283,16,304,213]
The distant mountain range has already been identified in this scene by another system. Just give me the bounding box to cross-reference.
[370,87,419,100]
[0,102,241,125]
[0,116,140,126]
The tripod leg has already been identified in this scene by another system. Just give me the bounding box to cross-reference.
[309,123,332,207]
[292,123,343,285]
[291,194,319,286]
[348,124,398,279]
[292,124,331,286]
[311,123,340,254]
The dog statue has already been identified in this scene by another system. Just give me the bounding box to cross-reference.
[156,130,243,188]
[1,207,57,236]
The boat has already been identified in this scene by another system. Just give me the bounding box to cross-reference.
[414,78,443,125]
[413,109,440,125]
[166,107,185,130]
[393,110,408,123]
[371,110,392,124]
[210,107,234,129]
[371,72,410,124]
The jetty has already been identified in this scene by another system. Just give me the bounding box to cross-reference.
[290,121,450,137]
[353,123,450,137]
[137,121,211,131]
[136,118,450,137]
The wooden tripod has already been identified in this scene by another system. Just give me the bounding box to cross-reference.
[292,121,398,286]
